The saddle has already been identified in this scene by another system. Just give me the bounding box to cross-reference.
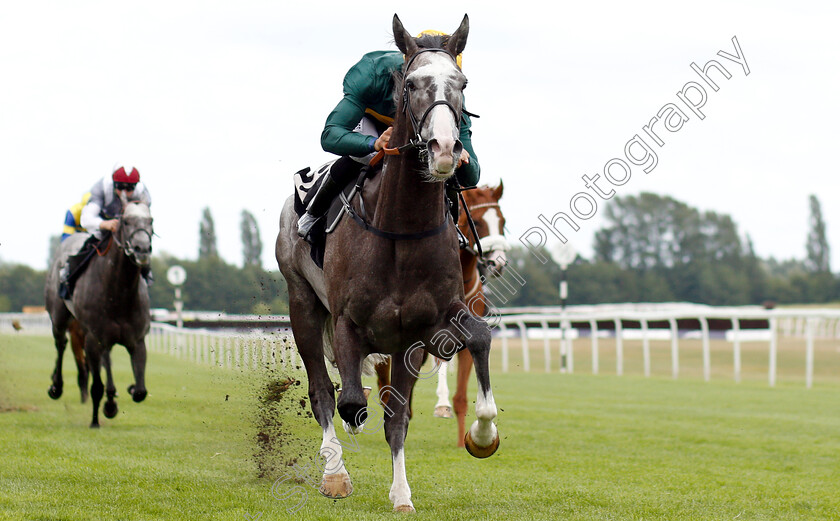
[293,161,378,268]
[59,233,112,299]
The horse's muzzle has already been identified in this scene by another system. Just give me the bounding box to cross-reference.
[427,138,463,179]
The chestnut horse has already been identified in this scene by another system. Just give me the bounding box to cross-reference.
[375,181,508,447]
[275,15,499,513]
[45,199,153,427]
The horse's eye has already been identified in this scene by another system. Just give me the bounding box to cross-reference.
[406,79,416,91]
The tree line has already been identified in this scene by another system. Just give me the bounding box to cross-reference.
[1,195,837,312]
[501,193,838,307]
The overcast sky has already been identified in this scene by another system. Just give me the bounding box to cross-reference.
[2,1,838,273]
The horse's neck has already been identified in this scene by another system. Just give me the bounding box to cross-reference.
[101,242,141,298]
[372,154,446,231]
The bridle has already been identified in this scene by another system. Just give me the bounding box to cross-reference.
[113,204,153,265]
[369,47,463,166]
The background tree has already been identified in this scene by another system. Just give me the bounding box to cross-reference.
[199,207,218,260]
[0,261,46,311]
[805,194,830,273]
[240,209,263,268]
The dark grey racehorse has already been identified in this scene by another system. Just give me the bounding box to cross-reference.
[275,14,499,513]
[45,197,153,428]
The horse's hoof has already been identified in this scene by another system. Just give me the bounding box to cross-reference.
[394,504,415,513]
[434,405,453,418]
[464,430,500,459]
[103,401,119,419]
[48,386,62,400]
[131,388,147,403]
[319,473,353,499]
[90,422,100,429]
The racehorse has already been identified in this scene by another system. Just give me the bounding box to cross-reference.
[275,14,499,513]
[374,181,508,448]
[44,197,153,428]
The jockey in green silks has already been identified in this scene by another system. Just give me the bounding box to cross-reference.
[297,30,480,243]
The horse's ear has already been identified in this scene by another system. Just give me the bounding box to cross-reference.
[493,179,504,200]
[393,14,417,57]
[446,14,469,57]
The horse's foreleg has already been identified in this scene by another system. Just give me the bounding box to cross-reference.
[127,339,148,402]
[48,323,68,400]
[451,306,499,458]
[287,281,351,499]
[102,349,118,419]
[85,336,103,428]
[434,357,453,418]
[68,321,88,403]
[384,347,423,513]
[452,349,474,447]
[332,316,368,431]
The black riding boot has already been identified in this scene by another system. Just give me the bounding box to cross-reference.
[297,156,364,243]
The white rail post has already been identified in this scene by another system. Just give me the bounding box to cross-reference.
[615,319,623,376]
[732,317,741,384]
[565,317,574,374]
[769,317,778,387]
[541,319,551,373]
[590,319,599,375]
[500,323,509,373]
[806,317,815,389]
[699,316,710,382]
[641,319,650,378]
[669,318,679,379]
[517,320,530,373]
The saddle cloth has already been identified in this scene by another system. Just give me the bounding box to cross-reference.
[292,160,365,269]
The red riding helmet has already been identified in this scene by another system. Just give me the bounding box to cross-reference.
[112,166,140,183]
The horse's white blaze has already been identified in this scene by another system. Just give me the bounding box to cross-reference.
[389,448,413,511]
[481,208,503,239]
[320,421,350,477]
[435,361,452,408]
[469,386,498,447]
[411,54,462,177]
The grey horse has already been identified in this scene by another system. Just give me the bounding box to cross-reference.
[45,198,153,428]
[275,14,499,513]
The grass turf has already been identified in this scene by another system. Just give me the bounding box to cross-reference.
[1,333,839,520]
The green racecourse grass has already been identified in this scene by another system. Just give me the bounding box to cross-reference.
[1,334,839,521]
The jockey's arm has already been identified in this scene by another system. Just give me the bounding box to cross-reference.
[80,183,106,233]
[321,94,377,158]
[456,109,480,187]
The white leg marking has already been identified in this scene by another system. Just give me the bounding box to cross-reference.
[320,421,350,477]
[435,361,451,408]
[469,385,498,447]
[389,448,414,512]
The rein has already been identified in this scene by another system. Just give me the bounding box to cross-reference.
[340,189,451,241]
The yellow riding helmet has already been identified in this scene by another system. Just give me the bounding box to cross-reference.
[416,29,463,69]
